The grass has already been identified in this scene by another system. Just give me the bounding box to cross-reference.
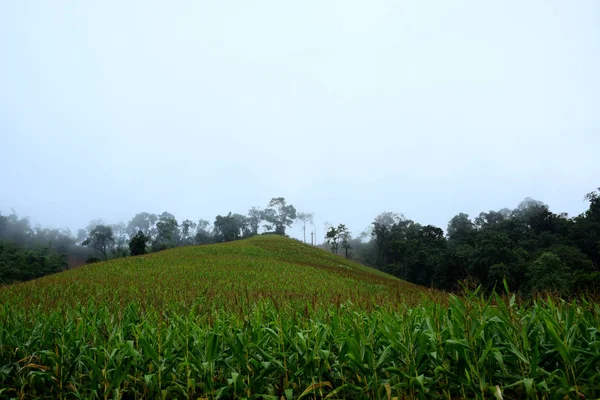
[0,235,599,399]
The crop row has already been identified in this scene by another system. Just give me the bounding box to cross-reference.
[1,289,599,399]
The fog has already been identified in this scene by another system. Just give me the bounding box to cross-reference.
[1,0,599,242]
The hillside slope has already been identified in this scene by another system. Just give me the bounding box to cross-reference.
[2,236,598,399]
[1,235,436,312]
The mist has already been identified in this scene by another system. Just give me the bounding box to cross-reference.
[1,0,599,256]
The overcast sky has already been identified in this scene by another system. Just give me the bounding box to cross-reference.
[1,0,599,241]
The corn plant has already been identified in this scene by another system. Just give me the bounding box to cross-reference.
[1,236,598,398]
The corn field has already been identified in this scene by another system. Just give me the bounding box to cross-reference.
[1,236,599,399]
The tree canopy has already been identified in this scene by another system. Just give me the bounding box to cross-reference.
[362,189,600,296]
[263,197,297,235]
[2,189,600,297]
[82,225,115,261]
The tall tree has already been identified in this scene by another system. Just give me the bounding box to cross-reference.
[474,211,506,230]
[0,211,33,245]
[447,213,476,246]
[263,197,297,235]
[571,189,600,266]
[374,212,403,229]
[338,224,351,258]
[326,226,339,254]
[247,207,263,236]
[82,225,115,260]
[371,222,389,267]
[129,230,148,256]
[180,219,197,245]
[126,212,158,241]
[233,214,251,238]
[110,222,129,257]
[195,219,213,244]
[296,212,315,243]
[214,213,244,242]
[153,212,179,251]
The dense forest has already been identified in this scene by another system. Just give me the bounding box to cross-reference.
[353,190,600,296]
[2,189,599,296]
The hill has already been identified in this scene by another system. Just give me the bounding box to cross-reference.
[1,235,598,399]
[1,235,434,313]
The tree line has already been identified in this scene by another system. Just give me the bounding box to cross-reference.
[345,189,600,297]
[3,189,600,297]
[0,197,307,284]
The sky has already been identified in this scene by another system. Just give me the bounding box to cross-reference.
[1,0,599,242]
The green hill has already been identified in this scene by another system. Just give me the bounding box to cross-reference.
[1,235,433,314]
[1,235,598,399]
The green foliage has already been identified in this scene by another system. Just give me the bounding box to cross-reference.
[264,197,297,235]
[0,241,66,284]
[152,212,179,251]
[194,219,214,244]
[447,212,476,246]
[179,219,197,245]
[339,224,351,258]
[82,225,115,260]
[128,230,148,256]
[326,224,351,257]
[325,225,339,254]
[214,212,247,242]
[0,237,598,398]
[369,189,600,296]
[0,211,86,280]
[247,207,263,236]
[527,252,571,296]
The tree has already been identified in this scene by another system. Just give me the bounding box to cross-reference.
[0,242,66,283]
[152,212,179,251]
[470,231,528,291]
[263,197,297,235]
[32,226,75,255]
[129,230,148,256]
[247,207,263,236]
[371,222,389,267]
[85,219,104,231]
[82,225,115,260]
[232,213,251,238]
[374,212,403,228]
[446,213,476,246]
[0,214,6,238]
[76,229,87,245]
[364,212,403,239]
[514,198,548,221]
[338,224,351,258]
[214,213,244,242]
[326,226,339,254]
[296,212,315,243]
[548,244,599,292]
[527,252,571,296]
[110,222,129,257]
[324,224,351,256]
[126,212,158,241]
[570,188,600,266]
[474,211,506,230]
[180,219,197,245]
[0,211,33,245]
[195,219,213,244]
